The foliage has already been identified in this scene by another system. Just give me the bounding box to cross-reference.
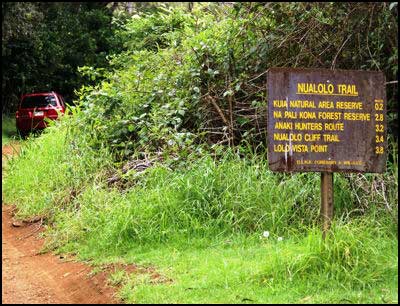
[70,2,398,163]
[2,113,112,218]
[112,226,396,303]
[3,128,398,302]
[2,3,398,303]
[2,2,124,113]
[2,115,19,144]
[4,125,397,247]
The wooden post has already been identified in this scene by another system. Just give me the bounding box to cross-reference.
[321,172,334,240]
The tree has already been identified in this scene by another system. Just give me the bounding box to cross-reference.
[2,2,122,113]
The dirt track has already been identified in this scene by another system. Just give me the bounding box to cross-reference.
[2,143,120,304]
[1,205,120,304]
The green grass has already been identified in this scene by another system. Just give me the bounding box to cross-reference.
[114,228,397,304]
[2,123,398,303]
[50,221,397,304]
[2,115,18,145]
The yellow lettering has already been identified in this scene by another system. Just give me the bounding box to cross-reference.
[336,101,363,110]
[323,134,340,142]
[273,133,302,141]
[304,133,321,142]
[274,133,286,141]
[375,124,384,132]
[274,122,293,129]
[318,101,334,108]
[375,103,384,111]
[299,111,316,119]
[343,113,370,121]
[297,83,305,94]
[343,160,363,165]
[375,113,384,121]
[310,144,328,153]
[294,122,323,131]
[375,146,384,154]
[289,100,316,108]
[318,112,342,120]
[324,123,344,131]
[338,84,358,95]
[314,160,337,165]
[284,111,297,119]
[273,144,308,153]
[297,83,335,94]
[273,100,287,108]
[296,159,312,165]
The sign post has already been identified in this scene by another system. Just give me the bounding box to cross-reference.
[321,172,333,239]
[267,68,387,239]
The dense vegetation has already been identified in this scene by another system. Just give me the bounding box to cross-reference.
[72,2,398,158]
[3,2,398,303]
[2,2,125,112]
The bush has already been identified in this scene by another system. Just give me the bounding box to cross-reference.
[71,3,397,163]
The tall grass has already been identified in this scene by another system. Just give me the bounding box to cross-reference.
[2,114,18,144]
[44,157,305,251]
[4,123,397,248]
[2,120,397,303]
[110,222,397,303]
[2,115,113,218]
[38,150,395,256]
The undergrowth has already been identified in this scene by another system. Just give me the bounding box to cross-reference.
[2,116,398,303]
[2,115,19,145]
[2,3,398,303]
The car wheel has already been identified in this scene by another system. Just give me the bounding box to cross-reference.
[17,129,28,139]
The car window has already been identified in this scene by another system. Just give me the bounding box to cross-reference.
[57,95,62,107]
[60,95,66,107]
[21,95,57,108]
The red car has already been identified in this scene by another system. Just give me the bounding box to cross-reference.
[16,92,66,137]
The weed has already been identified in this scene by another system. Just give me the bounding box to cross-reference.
[2,115,19,144]
[108,269,129,287]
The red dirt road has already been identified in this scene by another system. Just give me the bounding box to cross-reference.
[2,206,120,304]
[2,143,120,304]
[2,141,20,166]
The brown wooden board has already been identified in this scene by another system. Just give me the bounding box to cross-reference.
[267,68,387,173]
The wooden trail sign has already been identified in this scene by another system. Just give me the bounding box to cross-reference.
[267,68,387,173]
[267,68,387,238]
